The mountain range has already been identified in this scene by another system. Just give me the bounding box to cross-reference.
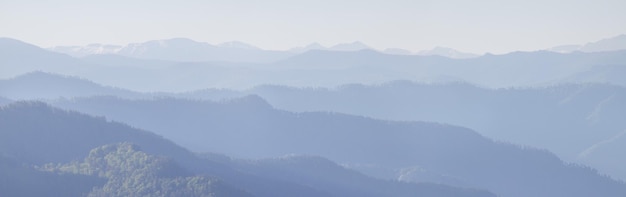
[3,72,626,182]
[45,34,626,61]
[3,34,626,197]
[232,82,626,181]
[0,102,502,196]
[49,38,481,60]
[0,92,623,197]
[549,34,626,53]
[1,101,497,197]
[3,37,626,92]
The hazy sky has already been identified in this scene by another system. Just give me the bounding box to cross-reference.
[1,0,625,54]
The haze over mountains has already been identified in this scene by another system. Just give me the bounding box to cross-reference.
[2,34,626,197]
[4,102,502,197]
[3,93,626,197]
[47,34,626,61]
[548,34,626,53]
[48,38,481,61]
[3,36,626,92]
[3,72,626,182]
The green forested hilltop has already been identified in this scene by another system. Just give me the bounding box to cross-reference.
[42,143,252,197]
[0,101,497,197]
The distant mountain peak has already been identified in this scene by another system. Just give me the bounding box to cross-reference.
[579,34,626,52]
[290,41,372,53]
[0,37,32,45]
[305,42,325,48]
[548,34,626,53]
[218,41,260,50]
[289,42,328,53]
[133,38,210,48]
[0,37,53,53]
[163,37,202,43]
[417,47,479,59]
[47,43,123,57]
[45,38,292,63]
[329,41,371,51]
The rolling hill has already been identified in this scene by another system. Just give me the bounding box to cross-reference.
[0,101,495,197]
[45,95,626,197]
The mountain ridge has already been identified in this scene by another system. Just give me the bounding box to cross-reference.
[44,95,626,197]
[548,34,626,53]
[48,38,293,63]
[5,38,626,91]
[0,101,497,197]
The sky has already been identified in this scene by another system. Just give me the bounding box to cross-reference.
[1,0,625,54]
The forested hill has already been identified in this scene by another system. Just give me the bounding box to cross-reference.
[47,95,626,197]
[0,101,496,197]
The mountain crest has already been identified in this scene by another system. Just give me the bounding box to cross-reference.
[329,41,371,51]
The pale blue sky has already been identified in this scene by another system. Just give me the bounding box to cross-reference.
[1,0,625,54]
